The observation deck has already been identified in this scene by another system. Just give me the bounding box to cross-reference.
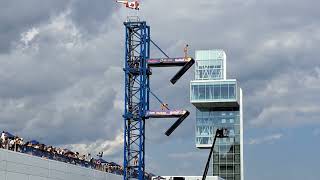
[190,79,240,109]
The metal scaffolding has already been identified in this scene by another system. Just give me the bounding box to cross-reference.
[123,20,194,180]
[123,21,150,180]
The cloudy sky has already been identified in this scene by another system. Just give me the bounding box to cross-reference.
[0,0,319,179]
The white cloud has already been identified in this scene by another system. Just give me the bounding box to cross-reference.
[64,131,123,156]
[248,67,320,127]
[252,105,320,127]
[20,28,39,47]
[249,133,283,145]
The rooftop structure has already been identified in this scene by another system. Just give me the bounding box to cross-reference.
[190,50,244,180]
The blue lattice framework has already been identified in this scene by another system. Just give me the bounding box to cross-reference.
[123,21,150,180]
[123,20,194,180]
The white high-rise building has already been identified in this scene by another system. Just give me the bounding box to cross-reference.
[190,50,244,180]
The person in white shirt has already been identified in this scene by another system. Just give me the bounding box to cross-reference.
[9,139,15,150]
[1,131,5,143]
[86,153,91,162]
[1,132,8,149]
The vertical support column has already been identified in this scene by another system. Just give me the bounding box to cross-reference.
[123,21,150,180]
[240,88,244,180]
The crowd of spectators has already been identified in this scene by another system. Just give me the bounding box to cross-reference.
[0,131,153,180]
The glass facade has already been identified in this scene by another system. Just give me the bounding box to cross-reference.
[196,110,241,180]
[195,50,226,80]
[190,81,237,102]
[191,50,243,180]
[196,110,240,145]
[195,59,223,80]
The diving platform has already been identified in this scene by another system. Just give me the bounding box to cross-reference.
[146,110,190,136]
[146,110,189,118]
[147,57,195,84]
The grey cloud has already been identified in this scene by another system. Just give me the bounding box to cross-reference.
[0,0,70,53]
[69,0,117,34]
[0,0,118,53]
[248,67,320,127]
[121,0,320,143]
[1,0,320,177]
[138,0,320,131]
[0,9,124,148]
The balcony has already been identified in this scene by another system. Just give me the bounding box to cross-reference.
[190,80,240,109]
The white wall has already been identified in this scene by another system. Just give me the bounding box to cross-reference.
[0,148,122,180]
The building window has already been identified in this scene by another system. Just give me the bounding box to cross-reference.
[221,84,228,99]
[235,174,241,180]
[191,81,237,101]
[230,119,234,123]
[199,85,205,100]
[234,145,240,153]
[229,84,236,99]
[235,154,240,163]
[195,59,224,80]
[213,164,219,174]
[234,164,240,174]
[212,84,219,99]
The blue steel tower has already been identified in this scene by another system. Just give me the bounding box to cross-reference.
[190,50,244,180]
[123,20,194,180]
[123,21,150,180]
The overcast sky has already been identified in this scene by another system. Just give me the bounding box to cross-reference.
[0,0,319,179]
